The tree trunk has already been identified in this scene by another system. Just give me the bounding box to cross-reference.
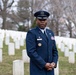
[69,25,72,38]
[2,17,6,29]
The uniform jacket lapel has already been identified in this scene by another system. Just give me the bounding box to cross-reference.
[46,29,53,42]
[36,27,48,43]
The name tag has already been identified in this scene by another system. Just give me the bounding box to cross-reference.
[37,38,42,40]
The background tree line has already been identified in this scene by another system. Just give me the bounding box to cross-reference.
[0,0,76,38]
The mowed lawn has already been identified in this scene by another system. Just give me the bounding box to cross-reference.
[0,41,76,75]
[59,49,76,75]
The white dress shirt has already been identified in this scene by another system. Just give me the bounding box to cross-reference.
[40,27,46,34]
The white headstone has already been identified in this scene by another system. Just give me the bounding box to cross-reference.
[5,36,10,45]
[0,39,3,48]
[20,38,24,46]
[61,43,65,52]
[55,36,62,49]
[22,50,30,63]
[58,42,61,49]
[15,40,20,49]
[67,43,72,50]
[69,51,75,63]
[0,34,4,41]
[8,43,15,55]
[64,47,69,57]
[54,62,59,75]
[13,60,24,75]
[0,49,2,62]
[73,43,76,53]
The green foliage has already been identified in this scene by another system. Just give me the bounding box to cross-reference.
[58,49,76,75]
[0,39,29,75]
[31,19,36,28]
[18,25,27,31]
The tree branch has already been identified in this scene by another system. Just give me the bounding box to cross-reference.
[0,1,3,11]
[2,0,4,3]
[7,0,14,8]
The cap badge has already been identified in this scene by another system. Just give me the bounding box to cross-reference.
[41,11,44,15]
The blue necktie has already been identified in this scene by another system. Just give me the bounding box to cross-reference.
[44,30,47,36]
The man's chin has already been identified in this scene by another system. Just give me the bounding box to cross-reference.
[40,27,45,29]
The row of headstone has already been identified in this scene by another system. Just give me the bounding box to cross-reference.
[1,30,76,75]
[0,29,76,55]
[1,48,30,63]
[13,59,59,75]
[55,36,76,50]
[58,42,75,64]
[0,30,26,56]
[5,36,25,48]
[0,29,26,49]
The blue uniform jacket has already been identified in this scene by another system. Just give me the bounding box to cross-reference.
[26,26,58,75]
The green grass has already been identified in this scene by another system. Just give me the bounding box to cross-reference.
[0,40,29,75]
[0,40,76,75]
[59,49,76,75]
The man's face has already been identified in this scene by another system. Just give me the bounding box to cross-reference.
[36,19,47,29]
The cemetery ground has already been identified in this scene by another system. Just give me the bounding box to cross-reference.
[0,42,76,75]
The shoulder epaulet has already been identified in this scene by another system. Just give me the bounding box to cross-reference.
[29,27,36,31]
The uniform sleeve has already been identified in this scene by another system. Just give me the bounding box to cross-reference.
[26,30,46,69]
[52,32,58,67]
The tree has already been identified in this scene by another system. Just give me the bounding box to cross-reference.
[59,0,76,37]
[16,0,30,31]
[0,0,14,29]
[0,0,76,37]
[47,0,63,36]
